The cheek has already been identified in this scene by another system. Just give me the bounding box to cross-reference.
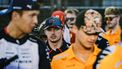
[57,30,63,35]
[45,31,49,36]
[77,31,85,39]
[95,36,98,40]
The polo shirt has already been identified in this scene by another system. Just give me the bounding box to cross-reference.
[45,40,70,61]
[51,44,100,69]
[103,27,121,46]
[94,45,122,69]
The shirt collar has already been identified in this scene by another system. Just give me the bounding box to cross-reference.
[67,44,100,60]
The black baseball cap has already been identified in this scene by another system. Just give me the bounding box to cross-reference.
[12,0,40,10]
[0,0,40,15]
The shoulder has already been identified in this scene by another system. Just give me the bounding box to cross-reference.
[96,46,122,69]
[29,35,45,44]
[63,40,71,47]
[28,35,46,49]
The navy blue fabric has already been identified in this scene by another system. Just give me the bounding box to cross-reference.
[44,17,63,29]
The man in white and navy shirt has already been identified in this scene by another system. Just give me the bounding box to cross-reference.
[0,0,50,69]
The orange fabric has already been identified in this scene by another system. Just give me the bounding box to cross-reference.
[51,44,100,69]
[98,46,122,69]
[103,27,121,46]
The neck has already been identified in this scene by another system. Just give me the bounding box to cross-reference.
[73,42,94,55]
[48,38,63,50]
[109,24,120,33]
[6,21,26,39]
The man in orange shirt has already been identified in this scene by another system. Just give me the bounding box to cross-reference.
[93,17,122,69]
[51,10,101,69]
[102,6,121,46]
[84,9,109,50]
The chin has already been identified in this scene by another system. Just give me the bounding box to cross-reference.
[85,44,93,49]
[26,30,33,34]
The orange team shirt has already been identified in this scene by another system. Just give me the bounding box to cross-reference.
[97,45,122,69]
[51,44,100,69]
[103,27,121,46]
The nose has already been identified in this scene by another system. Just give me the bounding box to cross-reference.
[33,16,38,25]
[51,29,56,33]
[48,28,56,33]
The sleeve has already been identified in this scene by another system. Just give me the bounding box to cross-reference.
[93,46,116,69]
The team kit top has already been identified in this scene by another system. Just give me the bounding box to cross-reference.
[0,28,49,69]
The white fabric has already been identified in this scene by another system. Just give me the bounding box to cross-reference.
[0,39,39,69]
[63,25,70,44]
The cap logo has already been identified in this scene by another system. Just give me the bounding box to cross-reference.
[55,15,60,18]
[27,5,32,9]
[13,6,22,10]
[49,19,55,24]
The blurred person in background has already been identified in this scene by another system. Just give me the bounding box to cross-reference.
[93,16,122,69]
[51,10,65,26]
[102,6,121,46]
[64,9,79,43]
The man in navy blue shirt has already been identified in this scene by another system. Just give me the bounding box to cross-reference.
[43,17,70,62]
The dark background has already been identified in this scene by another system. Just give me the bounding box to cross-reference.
[0,0,122,30]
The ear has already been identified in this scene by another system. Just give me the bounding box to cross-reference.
[44,30,47,35]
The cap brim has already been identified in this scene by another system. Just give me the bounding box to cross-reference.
[44,26,62,30]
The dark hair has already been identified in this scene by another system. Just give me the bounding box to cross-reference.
[75,10,87,29]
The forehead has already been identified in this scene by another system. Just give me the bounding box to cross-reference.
[105,14,116,17]
[66,13,77,17]
[22,10,39,15]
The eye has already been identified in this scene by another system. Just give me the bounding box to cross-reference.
[55,28,60,31]
[66,18,75,22]
[46,28,52,31]
[105,16,116,21]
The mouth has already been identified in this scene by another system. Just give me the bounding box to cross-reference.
[88,41,95,45]
[50,35,57,39]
